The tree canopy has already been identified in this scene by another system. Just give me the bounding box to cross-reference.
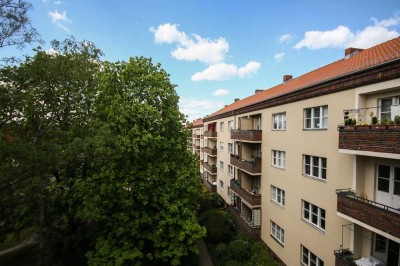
[0,39,204,265]
[0,0,41,49]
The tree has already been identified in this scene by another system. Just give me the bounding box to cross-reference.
[75,57,205,265]
[0,37,102,263]
[0,0,41,49]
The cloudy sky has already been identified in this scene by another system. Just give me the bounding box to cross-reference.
[1,0,399,121]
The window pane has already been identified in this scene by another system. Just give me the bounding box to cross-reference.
[378,178,390,192]
[375,234,386,253]
[378,165,390,178]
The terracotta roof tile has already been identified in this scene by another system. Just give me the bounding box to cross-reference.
[192,118,203,127]
[207,37,400,119]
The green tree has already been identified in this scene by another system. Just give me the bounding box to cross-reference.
[0,37,102,263]
[75,57,205,265]
[0,0,41,49]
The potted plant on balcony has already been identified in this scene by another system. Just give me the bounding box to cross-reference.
[395,115,400,125]
[371,116,378,125]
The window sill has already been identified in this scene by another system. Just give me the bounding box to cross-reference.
[303,128,328,131]
[302,219,325,234]
[303,174,326,183]
[272,129,286,131]
[271,200,285,209]
[270,234,285,247]
[272,165,286,170]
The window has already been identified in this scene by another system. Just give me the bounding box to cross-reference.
[255,116,261,130]
[271,186,285,206]
[304,155,327,180]
[220,122,224,132]
[228,120,234,131]
[220,161,224,171]
[301,245,324,266]
[302,200,325,231]
[304,106,328,129]
[271,221,284,245]
[272,150,286,168]
[228,143,233,154]
[220,180,224,190]
[379,96,399,121]
[220,141,224,151]
[273,113,286,130]
[228,165,234,176]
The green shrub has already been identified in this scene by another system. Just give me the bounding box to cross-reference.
[198,209,235,243]
[395,115,400,124]
[371,116,378,125]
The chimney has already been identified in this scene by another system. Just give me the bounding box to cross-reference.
[345,47,363,59]
[255,89,264,94]
[234,98,240,102]
[283,75,292,83]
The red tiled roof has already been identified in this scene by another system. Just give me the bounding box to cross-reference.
[207,37,400,119]
[192,118,203,127]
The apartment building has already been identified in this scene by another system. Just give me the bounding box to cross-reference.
[191,37,400,265]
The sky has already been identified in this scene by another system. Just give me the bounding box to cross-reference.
[1,0,400,122]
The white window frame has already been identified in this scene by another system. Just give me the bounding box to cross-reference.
[272,150,286,168]
[255,116,261,130]
[220,122,224,132]
[304,106,328,129]
[220,180,224,191]
[302,200,326,231]
[228,120,234,131]
[303,155,327,180]
[228,165,234,177]
[273,112,286,130]
[220,141,224,152]
[270,221,284,245]
[271,186,285,207]
[220,161,224,171]
[301,245,324,266]
[228,143,233,154]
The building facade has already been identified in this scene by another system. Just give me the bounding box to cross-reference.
[191,37,400,265]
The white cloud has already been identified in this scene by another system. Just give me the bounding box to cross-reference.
[294,25,354,50]
[54,0,62,4]
[295,16,400,50]
[213,89,230,96]
[49,10,71,32]
[191,61,261,82]
[278,34,292,43]
[150,23,228,64]
[179,97,225,121]
[274,52,285,62]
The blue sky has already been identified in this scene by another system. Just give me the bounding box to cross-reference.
[1,0,399,121]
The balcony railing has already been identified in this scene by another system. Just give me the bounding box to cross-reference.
[336,189,400,239]
[334,249,355,266]
[204,131,217,138]
[230,154,261,174]
[203,178,216,192]
[202,147,217,156]
[228,205,261,239]
[338,124,400,155]
[230,179,261,206]
[202,162,217,174]
[231,130,262,142]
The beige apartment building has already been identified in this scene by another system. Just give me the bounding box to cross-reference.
[191,37,400,265]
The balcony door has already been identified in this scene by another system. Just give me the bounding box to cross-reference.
[373,234,400,266]
[376,165,400,209]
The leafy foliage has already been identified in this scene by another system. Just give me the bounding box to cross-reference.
[1,40,204,265]
[0,0,41,49]
[198,209,235,243]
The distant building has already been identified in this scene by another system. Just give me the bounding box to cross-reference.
[190,37,400,265]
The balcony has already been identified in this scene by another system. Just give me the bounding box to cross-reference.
[202,162,217,174]
[230,179,261,206]
[228,205,261,239]
[230,154,261,174]
[334,249,355,266]
[192,144,200,150]
[338,106,400,158]
[204,131,217,138]
[231,130,262,142]
[336,189,400,239]
[202,147,217,156]
[202,178,216,192]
